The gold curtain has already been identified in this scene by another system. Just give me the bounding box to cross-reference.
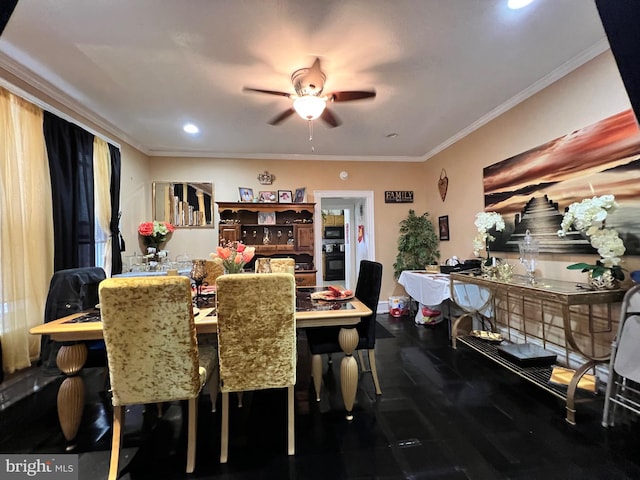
[93,137,112,276]
[0,87,54,373]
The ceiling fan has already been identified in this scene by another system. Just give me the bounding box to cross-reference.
[243,57,376,128]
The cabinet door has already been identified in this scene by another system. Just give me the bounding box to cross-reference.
[294,225,314,251]
[295,273,317,286]
[219,225,240,244]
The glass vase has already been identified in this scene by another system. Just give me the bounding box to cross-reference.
[518,229,539,284]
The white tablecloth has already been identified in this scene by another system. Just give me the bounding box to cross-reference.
[113,268,191,278]
[398,271,451,306]
[398,270,492,324]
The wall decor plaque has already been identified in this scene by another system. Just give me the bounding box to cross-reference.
[384,191,414,203]
[438,169,448,202]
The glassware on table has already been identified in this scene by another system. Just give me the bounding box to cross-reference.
[176,253,191,270]
[518,229,539,284]
[127,252,144,272]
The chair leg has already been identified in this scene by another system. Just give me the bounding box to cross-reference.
[287,385,295,456]
[237,391,243,408]
[186,396,198,473]
[368,349,382,395]
[311,354,323,401]
[208,367,219,412]
[357,350,366,370]
[108,406,124,480]
[220,392,229,463]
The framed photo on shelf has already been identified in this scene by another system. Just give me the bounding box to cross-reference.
[258,191,277,202]
[258,212,276,225]
[438,215,450,241]
[278,190,293,203]
[294,187,306,203]
[238,187,254,202]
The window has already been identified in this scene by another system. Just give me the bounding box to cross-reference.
[94,220,108,268]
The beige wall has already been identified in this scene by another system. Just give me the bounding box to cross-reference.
[147,158,426,298]
[119,143,152,253]
[422,50,640,286]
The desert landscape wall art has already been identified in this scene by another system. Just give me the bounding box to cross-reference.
[483,109,640,255]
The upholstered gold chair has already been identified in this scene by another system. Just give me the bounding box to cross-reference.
[269,257,296,273]
[216,273,296,463]
[204,259,225,286]
[98,276,218,480]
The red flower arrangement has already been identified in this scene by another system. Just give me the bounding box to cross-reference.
[137,221,176,250]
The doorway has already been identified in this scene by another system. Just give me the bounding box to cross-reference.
[313,190,375,290]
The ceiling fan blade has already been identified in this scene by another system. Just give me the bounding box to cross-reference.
[320,108,341,128]
[268,108,296,126]
[329,90,376,102]
[243,87,292,98]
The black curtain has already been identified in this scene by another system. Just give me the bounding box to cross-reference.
[0,0,18,37]
[43,111,95,271]
[108,143,124,274]
[596,1,640,125]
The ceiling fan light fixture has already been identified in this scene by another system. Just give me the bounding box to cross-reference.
[183,123,199,134]
[293,95,326,120]
[507,0,534,9]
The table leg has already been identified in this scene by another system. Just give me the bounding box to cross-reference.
[565,360,598,425]
[338,327,359,421]
[451,314,473,349]
[56,343,88,450]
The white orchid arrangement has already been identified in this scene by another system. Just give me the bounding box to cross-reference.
[472,211,505,264]
[557,194,625,280]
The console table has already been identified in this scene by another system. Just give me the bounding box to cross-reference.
[449,272,626,424]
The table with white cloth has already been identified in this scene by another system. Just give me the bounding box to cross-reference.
[398,270,492,328]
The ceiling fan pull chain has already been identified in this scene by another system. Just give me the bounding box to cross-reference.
[308,120,315,152]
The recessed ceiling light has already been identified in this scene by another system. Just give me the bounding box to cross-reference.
[507,0,534,9]
[183,123,199,134]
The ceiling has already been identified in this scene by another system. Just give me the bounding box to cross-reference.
[0,0,610,162]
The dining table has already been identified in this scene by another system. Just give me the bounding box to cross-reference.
[29,287,372,449]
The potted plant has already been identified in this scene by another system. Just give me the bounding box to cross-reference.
[393,209,440,279]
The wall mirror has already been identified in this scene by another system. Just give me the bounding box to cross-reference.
[152,181,214,228]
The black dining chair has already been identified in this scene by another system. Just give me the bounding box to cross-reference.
[305,260,383,400]
[39,267,108,374]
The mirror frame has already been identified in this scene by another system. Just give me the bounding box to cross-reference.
[152,181,215,228]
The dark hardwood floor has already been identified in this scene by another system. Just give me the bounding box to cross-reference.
[2,314,640,479]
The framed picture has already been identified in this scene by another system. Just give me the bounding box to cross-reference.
[257,212,276,225]
[258,191,277,203]
[238,187,254,202]
[294,187,306,203]
[438,215,450,241]
[278,190,293,203]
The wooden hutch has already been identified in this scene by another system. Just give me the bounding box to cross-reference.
[217,202,316,285]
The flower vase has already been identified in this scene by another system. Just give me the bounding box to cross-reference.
[587,270,619,290]
[481,249,497,279]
